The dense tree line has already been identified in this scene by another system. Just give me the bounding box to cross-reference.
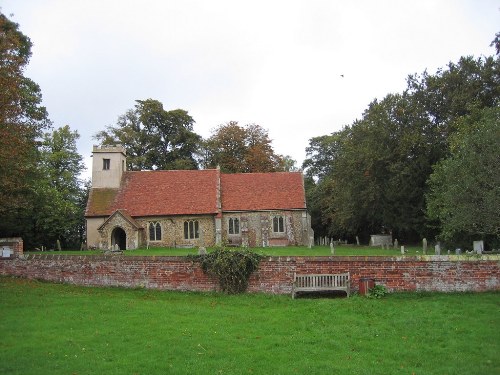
[0,13,87,249]
[303,48,499,246]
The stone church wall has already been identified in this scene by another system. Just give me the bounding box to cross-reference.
[136,215,216,248]
[221,210,309,247]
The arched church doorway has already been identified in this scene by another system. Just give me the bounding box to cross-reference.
[111,227,126,250]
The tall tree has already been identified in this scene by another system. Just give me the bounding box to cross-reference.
[0,12,51,240]
[31,126,86,248]
[203,122,284,173]
[427,107,500,246]
[95,99,201,170]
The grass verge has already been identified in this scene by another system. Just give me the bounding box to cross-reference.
[1,276,498,374]
[26,245,430,257]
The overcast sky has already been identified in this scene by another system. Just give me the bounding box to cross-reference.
[2,0,499,178]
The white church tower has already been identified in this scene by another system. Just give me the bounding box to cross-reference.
[91,145,127,188]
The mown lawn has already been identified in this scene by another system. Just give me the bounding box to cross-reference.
[27,245,428,257]
[1,276,498,375]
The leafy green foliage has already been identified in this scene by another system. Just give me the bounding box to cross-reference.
[367,284,389,299]
[94,99,201,170]
[427,107,500,245]
[191,247,262,293]
[31,126,87,248]
[0,12,52,246]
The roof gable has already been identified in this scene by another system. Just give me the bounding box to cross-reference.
[220,172,306,211]
[87,169,219,217]
[98,209,142,231]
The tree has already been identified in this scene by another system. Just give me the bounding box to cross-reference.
[427,107,500,245]
[95,99,201,170]
[0,12,51,241]
[203,122,284,173]
[491,31,500,56]
[31,126,86,248]
[303,54,500,243]
[303,133,345,181]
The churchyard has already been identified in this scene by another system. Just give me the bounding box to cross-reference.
[1,276,498,374]
[24,241,497,257]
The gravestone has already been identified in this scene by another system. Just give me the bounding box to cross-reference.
[435,243,441,255]
[198,247,207,255]
[330,242,335,255]
[422,238,427,254]
[473,241,484,254]
[308,236,313,249]
[370,234,392,247]
[356,236,360,246]
[394,239,399,249]
[455,248,462,255]
[400,245,405,254]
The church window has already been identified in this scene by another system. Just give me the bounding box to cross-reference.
[228,218,240,234]
[273,216,285,233]
[184,220,199,239]
[149,222,162,241]
[103,158,110,170]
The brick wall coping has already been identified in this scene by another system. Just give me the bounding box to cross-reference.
[21,254,500,262]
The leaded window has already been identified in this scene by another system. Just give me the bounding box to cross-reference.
[184,220,199,239]
[228,218,240,234]
[149,222,162,241]
[273,216,284,233]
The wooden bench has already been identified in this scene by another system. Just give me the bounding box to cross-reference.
[292,272,350,299]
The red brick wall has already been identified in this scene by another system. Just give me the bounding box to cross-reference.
[1,255,499,294]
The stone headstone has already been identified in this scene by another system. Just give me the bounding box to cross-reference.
[394,239,399,249]
[473,241,484,254]
[198,247,207,255]
[330,242,335,255]
[400,245,405,254]
[435,243,441,255]
[308,236,313,249]
[114,244,120,251]
[356,236,360,246]
[455,248,462,255]
[422,238,427,254]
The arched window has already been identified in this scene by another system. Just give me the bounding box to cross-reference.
[184,220,199,239]
[228,217,240,234]
[149,222,162,241]
[273,216,284,233]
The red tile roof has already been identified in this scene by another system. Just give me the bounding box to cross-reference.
[221,172,306,211]
[86,170,219,217]
[86,170,307,218]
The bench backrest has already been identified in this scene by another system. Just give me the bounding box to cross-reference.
[294,273,350,288]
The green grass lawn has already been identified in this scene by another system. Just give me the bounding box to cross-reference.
[1,276,498,375]
[27,245,428,257]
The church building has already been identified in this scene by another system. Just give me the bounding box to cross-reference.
[85,145,313,250]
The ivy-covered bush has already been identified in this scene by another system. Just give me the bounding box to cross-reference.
[191,248,262,294]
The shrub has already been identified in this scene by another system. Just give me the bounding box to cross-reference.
[190,248,262,294]
[368,284,388,299]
